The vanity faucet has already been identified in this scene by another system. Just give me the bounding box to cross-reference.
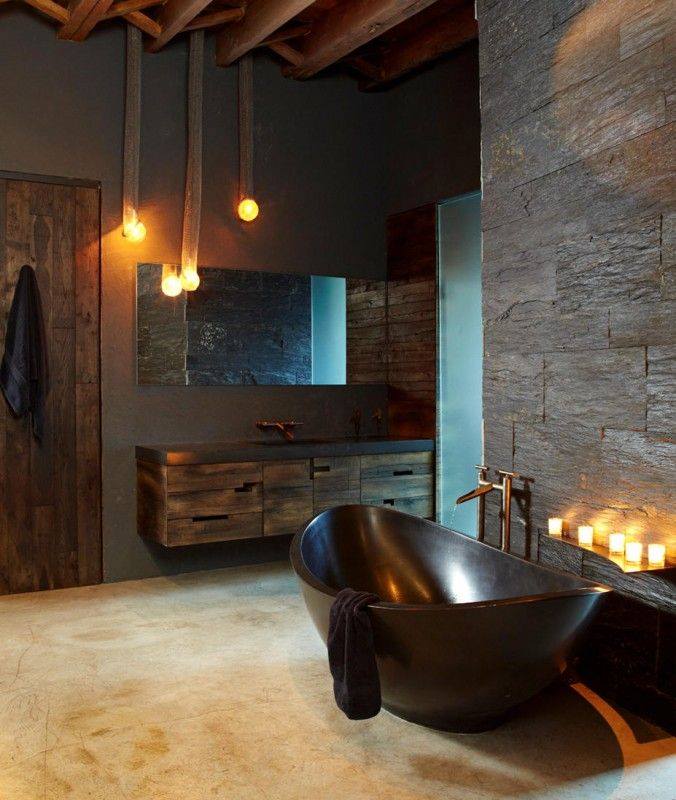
[256,420,303,442]
[456,466,519,552]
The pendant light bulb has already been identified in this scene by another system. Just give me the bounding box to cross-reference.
[124,218,147,243]
[237,197,259,222]
[180,268,200,292]
[161,264,182,297]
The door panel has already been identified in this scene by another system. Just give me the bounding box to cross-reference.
[0,177,101,594]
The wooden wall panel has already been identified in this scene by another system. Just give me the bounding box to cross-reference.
[386,204,437,439]
[346,278,387,384]
[0,177,101,594]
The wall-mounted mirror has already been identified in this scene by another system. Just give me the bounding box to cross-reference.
[137,263,347,386]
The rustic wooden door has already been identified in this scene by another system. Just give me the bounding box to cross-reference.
[0,175,101,594]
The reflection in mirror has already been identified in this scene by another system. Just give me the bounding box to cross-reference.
[137,263,347,386]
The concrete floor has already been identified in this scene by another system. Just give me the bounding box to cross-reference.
[0,562,674,800]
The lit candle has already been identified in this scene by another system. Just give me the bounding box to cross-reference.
[608,532,625,555]
[625,541,643,564]
[648,543,666,566]
[548,518,563,537]
[577,525,594,547]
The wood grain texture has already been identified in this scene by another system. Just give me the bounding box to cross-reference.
[167,462,262,494]
[0,178,101,595]
[137,460,168,543]
[167,513,262,546]
[361,452,433,517]
[312,456,360,515]
[263,459,313,536]
[346,278,387,384]
[385,204,437,438]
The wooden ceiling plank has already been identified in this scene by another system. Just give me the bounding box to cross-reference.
[70,0,116,41]
[288,0,440,79]
[124,9,161,36]
[268,40,303,66]
[145,0,213,52]
[183,6,245,32]
[362,2,477,88]
[104,0,166,20]
[258,23,311,47]
[22,0,69,23]
[58,0,101,38]
[215,0,316,67]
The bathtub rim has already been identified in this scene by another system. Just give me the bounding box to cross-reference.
[290,505,611,612]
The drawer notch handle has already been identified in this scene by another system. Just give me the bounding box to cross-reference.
[193,513,230,522]
[234,482,256,493]
[383,499,395,506]
[393,469,413,476]
[312,465,331,475]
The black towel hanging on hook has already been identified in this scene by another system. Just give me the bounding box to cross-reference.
[0,264,49,441]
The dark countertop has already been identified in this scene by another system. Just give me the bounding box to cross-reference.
[136,437,435,466]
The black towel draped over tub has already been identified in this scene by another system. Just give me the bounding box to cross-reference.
[0,265,48,441]
[327,588,382,720]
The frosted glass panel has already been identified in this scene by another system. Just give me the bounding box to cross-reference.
[311,276,347,385]
[437,193,483,534]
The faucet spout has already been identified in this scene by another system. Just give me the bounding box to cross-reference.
[456,483,494,505]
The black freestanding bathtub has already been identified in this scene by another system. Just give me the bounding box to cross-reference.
[290,505,610,732]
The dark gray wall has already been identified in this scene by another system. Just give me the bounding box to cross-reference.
[0,8,481,581]
[383,42,481,214]
[0,9,388,581]
[477,0,674,560]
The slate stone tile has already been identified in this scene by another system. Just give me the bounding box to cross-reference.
[479,0,553,77]
[582,549,675,612]
[483,43,667,189]
[555,215,662,313]
[484,304,608,354]
[647,345,676,435]
[544,348,646,429]
[483,352,544,422]
[662,211,675,300]
[609,299,676,347]
[538,534,584,575]
[619,0,672,59]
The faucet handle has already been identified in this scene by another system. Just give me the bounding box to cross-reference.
[497,469,520,480]
[475,464,489,475]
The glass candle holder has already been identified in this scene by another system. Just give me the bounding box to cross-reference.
[625,541,643,564]
[648,543,666,566]
[577,525,594,547]
[548,518,563,536]
[608,532,625,555]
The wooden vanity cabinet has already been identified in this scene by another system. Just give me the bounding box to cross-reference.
[262,460,313,537]
[360,452,434,519]
[137,447,434,546]
[138,461,264,547]
[312,456,361,515]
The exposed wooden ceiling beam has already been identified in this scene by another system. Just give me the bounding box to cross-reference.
[258,23,311,47]
[124,9,160,36]
[70,0,116,40]
[215,0,315,67]
[287,0,439,79]
[58,0,100,38]
[104,0,166,20]
[145,0,212,52]
[361,2,476,89]
[183,6,245,32]
[21,0,69,23]
[268,40,303,66]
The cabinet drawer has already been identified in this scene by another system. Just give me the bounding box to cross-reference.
[312,456,360,515]
[167,462,261,494]
[360,452,433,516]
[167,481,262,519]
[263,460,313,537]
[167,512,262,547]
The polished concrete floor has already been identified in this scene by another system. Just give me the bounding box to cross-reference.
[0,562,674,799]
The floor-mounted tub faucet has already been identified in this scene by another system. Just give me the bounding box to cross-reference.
[456,466,519,552]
